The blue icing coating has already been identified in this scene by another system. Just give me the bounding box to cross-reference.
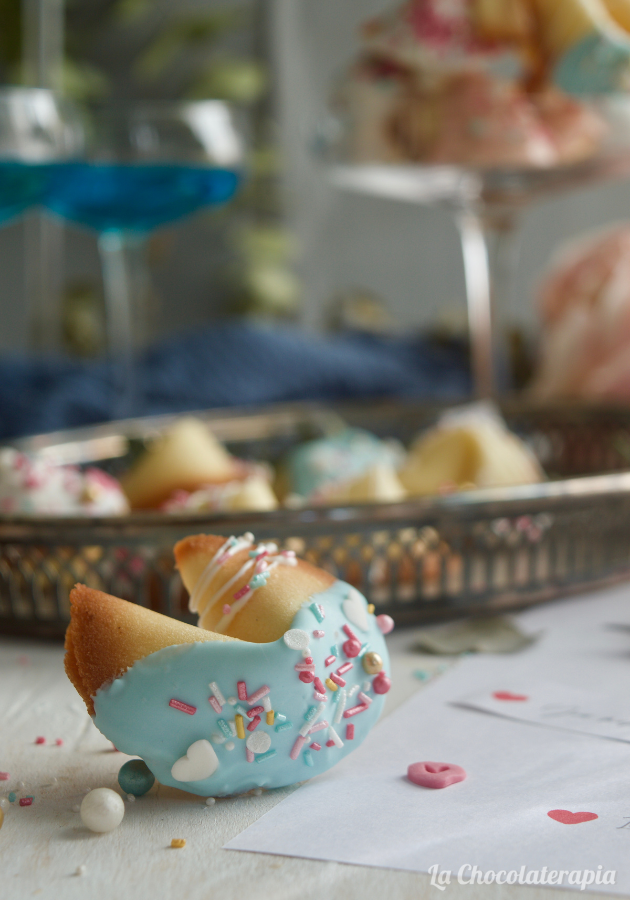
[92,580,389,797]
[286,428,403,500]
[555,32,630,94]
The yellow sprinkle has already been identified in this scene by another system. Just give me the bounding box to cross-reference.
[171,838,186,849]
[266,710,275,726]
[235,714,245,739]
[367,604,375,614]
[325,678,338,692]
[0,807,3,830]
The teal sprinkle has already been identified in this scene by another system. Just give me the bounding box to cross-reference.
[304,705,318,722]
[358,643,369,656]
[234,705,248,717]
[303,750,314,767]
[251,573,269,589]
[330,645,339,657]
[275,721,292,733]
[228,537,238,546]
[309,603,325,623]
[275,713,286,723]
[414,669,431,682]
[217,718,232,739]
[255,749,277,763]
[8,791,16,802]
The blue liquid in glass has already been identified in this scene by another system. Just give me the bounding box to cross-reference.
[46,162,241,232]
[0,161,51,224]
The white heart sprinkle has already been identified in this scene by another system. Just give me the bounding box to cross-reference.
[342,588,369,632]
[171,740,219,783]
[283,628,310,650]
[246,731,271,754]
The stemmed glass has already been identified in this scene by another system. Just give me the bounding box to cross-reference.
[46,101,245,418]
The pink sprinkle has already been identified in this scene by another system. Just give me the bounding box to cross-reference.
[299,671,315,684]
[314,692,327,702]
[313,677,326,694]
[282,550,296,558]
[233,585,250,602]
[330,673,346,687]
[313,630,325,639]
[247,705,264,718]
[55,739,63,747]
[346,724,355,740]
[246,685,270,705]
[343,624,358,641]
[19,797,33,807]
[337,662,353,676]
[326,740,335,748]
[358,692,372,706]
[169,699,196,715]
[304,657,313,665]
[222,604,231,616]
[295,663,316,672]
[344,703,369,718]
[310,742,322,751]
[0,772,9,780]
[247,715,261,732]
[246,749,255,763]
[309,720,328,734]
[324,655,336,667]
[209,696,222,714]
[290,736,307,760]
[237,681,248,701]
[35,737,45,745]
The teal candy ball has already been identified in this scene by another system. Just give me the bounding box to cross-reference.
[118,759,155,797]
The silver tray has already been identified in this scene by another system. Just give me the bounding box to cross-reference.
[3,399,630,640]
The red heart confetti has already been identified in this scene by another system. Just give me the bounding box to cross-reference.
[493,691,529,702]
[547,810,598,825]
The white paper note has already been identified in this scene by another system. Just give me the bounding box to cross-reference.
[226,585,630,894]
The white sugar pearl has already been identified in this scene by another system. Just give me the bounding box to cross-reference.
[80,788,125,833]
[246,731,271,754]
[225,742,235,751]
[0,797,9,811]
[205,797,216,806]
[75,865,86,876]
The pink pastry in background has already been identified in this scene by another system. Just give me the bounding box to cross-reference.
[531,223,630,400]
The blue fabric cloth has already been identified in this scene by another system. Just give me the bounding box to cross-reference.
[0,321,470,439]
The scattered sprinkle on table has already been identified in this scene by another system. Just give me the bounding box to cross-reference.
[19,797,33,806]
[0,772,9,780]
[75,866,86,877]
[171,839,186,849]
[34,736,45,745]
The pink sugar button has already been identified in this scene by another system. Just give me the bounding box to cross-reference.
[376,614,394,635]
[407,761,466,790]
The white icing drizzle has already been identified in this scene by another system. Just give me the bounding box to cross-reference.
[190,532,298,633]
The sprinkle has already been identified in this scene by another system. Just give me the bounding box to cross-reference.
[309,720,328,734]
[75,865,86,876]
[346,724,355,740]
[217,718,232,739]
[290,736,307,760]
[275,721,292,733]
[313,677,326,694]
[250,573,269,589]
[310,742,321,751]
[247,715,261,731]
[275,713,286,722]
[330,644,339,657]
[205,797,216,806]
[337,662,353,676]
[294,662,316,672]
[324,656,336,667]
[228,720,237,736]
[330,673,346,687]
[304,705,319,723]
[343,639,361,658]
[344,703,369,718]
[209,696,222,714]
[0,773,9,781]
[262,696,272,712]
[367,604,375,614]
[325,678,338,692]
[35,737,45,745]
[358,692,372,706]
[247,685,270,705]
[237,681,248,701]
[55,739,63,747]
[8,792,16,802]
[363,680,372,691]
[309,602,325,623]
[227,697,237,706]
[301,648,312,659]
[246,749,255,763]
[19,797,33,806]
[266,711,275,726]
[303,750,314,767]
[314,692,327,702]
[333,690,347,723]
[169,699,196,716]
[326,740,335,748]
[247,706,264,719]
[328,726,344,748]
[222,604,231,616]
[225,742,235,751]
[255,750,277,763]
[171,839,186,849]
[313,630,325,638]
[247,731,271,754]
[299,671,315,684]
[211,733,226,744]
[235,715,245,739]
[348,684,359,699]
[234,705,249,718]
